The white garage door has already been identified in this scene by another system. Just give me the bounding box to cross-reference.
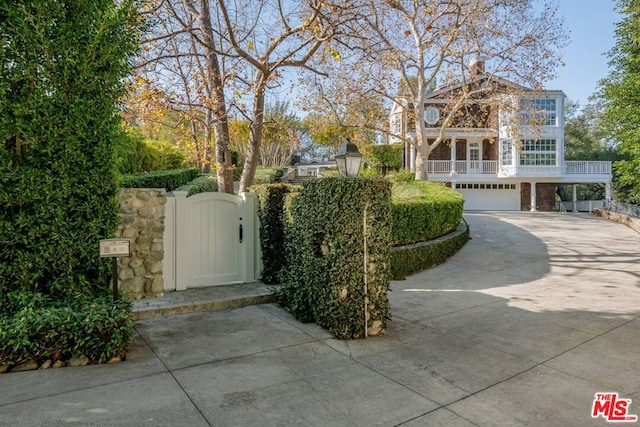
[456,183,520,211]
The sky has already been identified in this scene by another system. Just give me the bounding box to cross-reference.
[547,0,621,107]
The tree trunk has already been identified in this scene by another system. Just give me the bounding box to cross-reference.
[239,75,266,193]
[194,0,234,193]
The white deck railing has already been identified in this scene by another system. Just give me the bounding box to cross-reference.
[565,161,612,175]
[427,160,611,178]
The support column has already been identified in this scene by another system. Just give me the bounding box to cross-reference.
[530,182,537,212]
[572,184,578,212]
[605,182,613,206]
[451,136,457,174]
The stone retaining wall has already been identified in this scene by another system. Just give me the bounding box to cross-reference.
[593,208,640,234]
[115,189,167,299]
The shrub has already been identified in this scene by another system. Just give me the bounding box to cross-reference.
[252,184,297,285]
[253,167,286,184]
[387,169,416,184]
[114,126,185,174]
[120,168,199,192]
[391,221,469,279]
[182,174,219,196]
[0,0,142,297]
[278,178,392,339]
[0,290,133,367]
[360,144,403,174]
[391,180,464,245]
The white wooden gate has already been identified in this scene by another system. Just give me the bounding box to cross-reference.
[163,191,261,291]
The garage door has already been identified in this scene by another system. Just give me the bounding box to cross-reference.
[456,183,520,211]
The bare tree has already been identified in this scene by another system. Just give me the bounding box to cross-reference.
[133,0,234,192]
[214,0,351,191]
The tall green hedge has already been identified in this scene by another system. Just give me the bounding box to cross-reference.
[252,184,296,285]
[0,0,142,298]
[278,178,392,339]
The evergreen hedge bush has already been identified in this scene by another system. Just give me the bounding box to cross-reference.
[120,168,199,192]
[0,0,141,297]
[252,184,296,285]
[278,178,392,339]
[0,0,141,369]
[391,181,464,245]
[391,221,469,279]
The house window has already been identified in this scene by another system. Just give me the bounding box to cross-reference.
[500,139,513,166]
[520,139,557,166]
[520,98,557,126]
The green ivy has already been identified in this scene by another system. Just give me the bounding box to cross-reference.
[252,184,297,285]
[278,178,392,339]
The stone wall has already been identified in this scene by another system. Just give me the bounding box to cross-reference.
[115,189,167,299]
[594,209,640,234]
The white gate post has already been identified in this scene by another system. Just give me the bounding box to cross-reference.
[163,196,176,291]
[174,191,189,291]
[240,192,258,283]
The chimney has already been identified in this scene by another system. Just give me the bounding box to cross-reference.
[469,57,486,78]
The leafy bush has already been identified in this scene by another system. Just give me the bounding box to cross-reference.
[387,169,416,184]
[253,184,297,284]
[391,180,464,245]
[120,168,199,192]
[114,126,185,174]
[391,222,469,279]
[253,167,286,185]
[278,178,392,339]
[182,174,219,196]
[360,144,403,174]
[0,291,133,367]
[0,0,141,297]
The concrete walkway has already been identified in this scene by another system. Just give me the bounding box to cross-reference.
[2,212,640,426]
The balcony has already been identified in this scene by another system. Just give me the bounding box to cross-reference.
[427,160,612,182]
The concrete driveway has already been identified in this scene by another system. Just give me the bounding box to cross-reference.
[1,212,639,426]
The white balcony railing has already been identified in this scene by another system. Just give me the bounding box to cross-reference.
[427,160,497,175]
[565,161,612,175]
[427,160,612,178]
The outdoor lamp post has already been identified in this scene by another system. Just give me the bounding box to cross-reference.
[335,138,363,177]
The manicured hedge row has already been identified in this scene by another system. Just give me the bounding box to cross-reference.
[391,220,470,279]
[391,181,464,246]
[1,291,133,370]
[252,184,297,285]
[277,178,393,339]
[120,168,199,192]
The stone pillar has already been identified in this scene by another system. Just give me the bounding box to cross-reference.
[116,188,167,299]
[530,182,537,212]
[572,184,578,212]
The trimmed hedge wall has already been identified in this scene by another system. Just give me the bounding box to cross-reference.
[391,221,470,279]
[120,168,199,192]
[278,178,393,339]
[391,181,464,246]
[252,184,297,285]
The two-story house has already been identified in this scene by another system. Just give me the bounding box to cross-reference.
[389,60,612,211]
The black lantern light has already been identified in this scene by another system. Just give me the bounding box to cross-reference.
[335,138,363,177]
